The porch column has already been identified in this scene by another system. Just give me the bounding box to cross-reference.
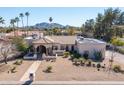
[34,45,37,54]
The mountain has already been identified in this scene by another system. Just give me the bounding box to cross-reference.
[34,22,65,29]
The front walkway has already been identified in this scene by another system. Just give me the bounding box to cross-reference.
[20,61,41,81]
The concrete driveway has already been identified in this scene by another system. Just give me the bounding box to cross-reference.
[106,50,124,64]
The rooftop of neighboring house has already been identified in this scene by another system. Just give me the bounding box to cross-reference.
[76,36,106,44]
[5,31,43,37]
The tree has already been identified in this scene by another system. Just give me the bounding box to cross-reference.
[12,37,29,52]
[94,13,104,38]
[10,19,16,36]
[68,27,75,35]
[19,13,24,31]
[117,12,124,25]
[52,27,60,35]
[49,17,53,23]
[0,17,5,32]
[0,43,12,64]
[0,16,5,26]
[15,17,20,36]
[25,12,30,35]
[49,17,53,35]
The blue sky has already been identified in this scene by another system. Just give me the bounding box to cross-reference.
[1,7,124,27]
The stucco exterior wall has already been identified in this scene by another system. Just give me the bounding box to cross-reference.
[77,42,106,59]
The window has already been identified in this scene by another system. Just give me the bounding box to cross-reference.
[60,45,65,50]
[52,46,58,50]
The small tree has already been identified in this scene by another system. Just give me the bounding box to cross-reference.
[12,37,29,52]
[0,44,12,64]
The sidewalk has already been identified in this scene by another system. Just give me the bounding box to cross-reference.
[20,61,41,81]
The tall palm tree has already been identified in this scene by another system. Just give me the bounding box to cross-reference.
[0,17,5,33]
[49,17,53,23]
[19,13,24,31]
[10,19,16,36]
[25,12,30,35]
[15,17,20,36]
[15,17,20,28]
[0,16,5,25]
[49,17,53,35]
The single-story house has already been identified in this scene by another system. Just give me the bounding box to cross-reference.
[24,35,106,60]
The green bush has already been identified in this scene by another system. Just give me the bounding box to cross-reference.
[111,38,124,46]
[13,60,22,65]
[12,37,29,52]
[79,58,85,66]
[63,52,70,58]
[97,63,101,68]
[70,51,81,60]
[115,48,124,54]
[113,65,121,73]
[45,66,52,73]
[96,63,101,71]
[73,58,80,66]
[94,50,103,61]
[87,61,92,67]
[10,67,16,73]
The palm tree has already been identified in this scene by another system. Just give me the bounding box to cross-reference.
[15,17,20,36]
[19,13,24,31]
[0,16,5,33]
[25,12,30,35]
[49,17,53,23]
[10,19,16,36]
[49,17,53,35]
[0,16,5,25]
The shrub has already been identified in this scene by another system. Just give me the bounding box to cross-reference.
[12,37,29,52]
[115,48,124,54]
[20,59,23,64]
[70,54,75,60]
[111,38,124,46]
[73,58,78,63]
[10,67,16,73]
[73,58,80,66]
[97,63,101,71]
[63,52,70,58]
[83,52,89,60]
[73,53,81,59]
[94,50,103,61]
[92,63,96,67]
[79,58,85,66]
[87,61,91,66]
[97,63,101,68]
[45,66,52,73]
[13,60,22,65]
[113,65,121,73]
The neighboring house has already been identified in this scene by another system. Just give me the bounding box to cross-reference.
[24,35,106,59]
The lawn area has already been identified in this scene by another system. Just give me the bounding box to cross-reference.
[0,60,33,81]
[35,56,124,81]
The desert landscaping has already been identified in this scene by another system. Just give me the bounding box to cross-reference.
[35,54,124,81]
[0,59,33,81]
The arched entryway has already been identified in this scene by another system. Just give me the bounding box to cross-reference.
[37,45,46,54]
[36,45,47,59]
